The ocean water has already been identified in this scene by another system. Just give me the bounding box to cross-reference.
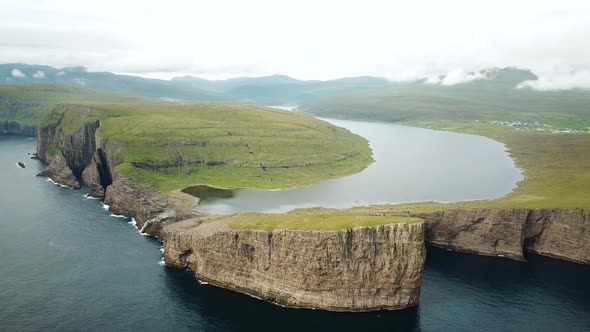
[1,134,589,331]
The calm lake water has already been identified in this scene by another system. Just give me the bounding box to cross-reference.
[194,118,524,214]
[2,134,589,331]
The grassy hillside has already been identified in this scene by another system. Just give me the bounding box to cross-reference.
[43,103,373,191]
[303,68,590,210]
[0,84,152,125]
[303,69,590,130]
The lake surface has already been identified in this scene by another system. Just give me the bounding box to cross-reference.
[195,118,524,214]
[2,134,590,331]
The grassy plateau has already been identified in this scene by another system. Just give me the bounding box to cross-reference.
[42,102,373,191]
[209,207,421,231]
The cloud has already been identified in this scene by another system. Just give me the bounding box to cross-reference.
[11,68,25,78]
[517,71,590,91]
[425,76,442,85]
[0,1,589,80]
[425,69,495,86]
[32,70,45,79]
[441,69,488,86]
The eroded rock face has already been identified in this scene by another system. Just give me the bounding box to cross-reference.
[37,152,80,189]
[525,209,590,264]
[162,220,426,312]
[416,209,529,261]
[416,208,590,264]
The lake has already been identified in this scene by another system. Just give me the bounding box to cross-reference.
[193,118,524,214]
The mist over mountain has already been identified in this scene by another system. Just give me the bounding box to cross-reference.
[0,64,579,107]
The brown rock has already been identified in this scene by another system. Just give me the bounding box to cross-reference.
[416,209,529,260]
[37,152,81,189]
[162,220,426,312]
[525,209,590,264]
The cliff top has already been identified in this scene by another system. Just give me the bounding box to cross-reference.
[207,207,421,231]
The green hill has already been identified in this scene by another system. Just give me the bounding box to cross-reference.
[0,64,231,102]
[0,84,152,126]
[43,103,373,191]
[302,68,590,130]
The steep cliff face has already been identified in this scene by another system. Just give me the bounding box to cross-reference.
[416,208,590,264]
[524,209,590,264]
[416,209,529,261]
[0,121,36,136]
[162,220,426,312]
[36,118,193,235]
[37,119,99,188]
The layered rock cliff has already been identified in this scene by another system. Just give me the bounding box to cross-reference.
[162,220,426,311]
[36,116,192,235]
[416,208,590,264]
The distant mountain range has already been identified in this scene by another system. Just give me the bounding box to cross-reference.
[0,64,548,105]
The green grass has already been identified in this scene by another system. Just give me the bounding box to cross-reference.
[44,102,373,191]
[0,84,153,126]
[210,207,421,231]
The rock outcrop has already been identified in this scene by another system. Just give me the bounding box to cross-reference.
[416,208,590,264]
[162,220,426,312]
[37,152,80,188]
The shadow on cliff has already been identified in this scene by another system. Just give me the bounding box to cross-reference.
[162,268,421,332]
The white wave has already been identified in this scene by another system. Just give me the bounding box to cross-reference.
[101,203,110,211]
[83,193,99,200]
[158,260,166,266]
[159,247,165,253]
[128,218,137,227]
[110,213,127,218]
[45,177,72,188]
[139,223,149,236]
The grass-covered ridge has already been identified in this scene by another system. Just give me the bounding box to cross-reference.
[209,207,421,231]
[0,84,152,126]
[44,102,373,191]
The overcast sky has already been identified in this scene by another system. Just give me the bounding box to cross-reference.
[1,0,589,87]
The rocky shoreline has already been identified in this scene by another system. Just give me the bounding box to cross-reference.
[31,117,590,312]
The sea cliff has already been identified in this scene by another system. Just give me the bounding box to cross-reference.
[162,219,426,311]
[416,208,590,264]
[36,116,192,234]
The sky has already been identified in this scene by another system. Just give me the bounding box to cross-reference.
[1,0,589,88]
